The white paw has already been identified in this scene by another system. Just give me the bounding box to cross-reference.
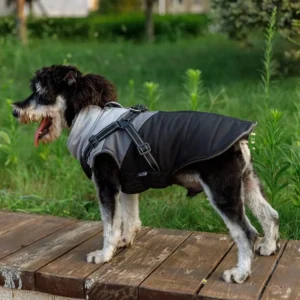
[117,236,133,248]
[86,250,104,264]
[222,267,250,284]
[256,240,279,256]
[86,249,114,264]
[133,221,142,234]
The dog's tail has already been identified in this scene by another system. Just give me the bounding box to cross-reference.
[239,139,251,173]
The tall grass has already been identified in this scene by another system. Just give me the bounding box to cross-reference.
[0,27,299,238]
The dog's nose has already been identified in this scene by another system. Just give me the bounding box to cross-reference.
[12,109,19,118]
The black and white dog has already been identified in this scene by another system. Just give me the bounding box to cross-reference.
[12,65,279,283]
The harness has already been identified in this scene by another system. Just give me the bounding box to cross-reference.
[83,103,160,172]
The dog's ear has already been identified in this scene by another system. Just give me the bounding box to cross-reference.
[52,66,80,86]
[63,70,77,86]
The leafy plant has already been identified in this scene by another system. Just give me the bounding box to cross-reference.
[261,6,277,111]
[142,81,160,111]
[0,99,19,166]
[287,91,300,207]
[254,8,290,204]
[255,110,290,204]
[184,69,204,111]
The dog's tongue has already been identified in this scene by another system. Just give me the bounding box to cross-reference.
[34,118,50,147]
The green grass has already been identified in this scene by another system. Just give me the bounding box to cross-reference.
[0,34,299,240]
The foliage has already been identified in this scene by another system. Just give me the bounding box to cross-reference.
[210,0,300,41]
[261,7,277,111]
[0,13,210,42]
[255,110,290,204]
[143,82,160,111]
[253,7,290,205]
[287,100,300,207]
[184,69,204,111]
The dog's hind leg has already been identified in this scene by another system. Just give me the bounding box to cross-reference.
[243,166,279,256]
[200,174,258,283]
[117,193,142,248]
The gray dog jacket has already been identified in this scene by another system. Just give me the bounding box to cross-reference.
[67,104,256,194]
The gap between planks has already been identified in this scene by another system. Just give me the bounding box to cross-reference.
[136,231,195,298]
[195,237,235,296]
[258,240,288,300]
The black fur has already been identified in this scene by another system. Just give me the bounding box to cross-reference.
[93,154,121,222]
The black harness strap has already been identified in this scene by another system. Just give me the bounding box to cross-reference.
[83,105,160,171]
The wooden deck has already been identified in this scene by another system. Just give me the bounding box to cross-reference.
[0,210,299,300]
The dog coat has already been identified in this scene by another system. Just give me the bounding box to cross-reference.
[67,104,256,194]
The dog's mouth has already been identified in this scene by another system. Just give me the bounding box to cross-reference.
[34,117,53,147]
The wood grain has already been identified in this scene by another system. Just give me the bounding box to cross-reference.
[261,240,300,300]
[85,228,192,300]
[36,227,151,299]
[139,232,233,300]
[198,240,287,300]
[0,220,101,291]
[0,215,74,260]
[0,211,39,236]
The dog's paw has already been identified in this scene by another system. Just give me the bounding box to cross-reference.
[256,240,279,256]
[117,236,133,248]
[86,250,104,264]
[222,268,250,284]
[133,221,142,234]
[86,250,113,264]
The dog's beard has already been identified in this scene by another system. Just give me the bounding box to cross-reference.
[14,95,67,146]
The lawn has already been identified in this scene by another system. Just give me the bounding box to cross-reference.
[0,35,299,239]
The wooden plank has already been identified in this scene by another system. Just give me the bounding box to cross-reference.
[54,296,83,300]
[261,240,300,300]
[85,228,192,300]
[36,227,151,299]
[13,289,53,300]
[198,240,287,300]
[12,290,84,300]
[0,215,74,260]
[0,211,39,236]
[0,221,102,291]
[0,286,13,300]
[139,232,233,300]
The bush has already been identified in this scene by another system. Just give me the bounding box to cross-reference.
[0,14,210,41]
[210,0,300,41]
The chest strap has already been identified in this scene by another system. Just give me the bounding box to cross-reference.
[83,105,160,171]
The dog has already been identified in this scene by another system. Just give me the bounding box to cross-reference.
[12,65,279,284]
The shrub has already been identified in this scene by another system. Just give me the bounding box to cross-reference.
[210,0,300,41]
[0,14,210,41]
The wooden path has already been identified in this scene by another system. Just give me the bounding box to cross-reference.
[0,210,299,300]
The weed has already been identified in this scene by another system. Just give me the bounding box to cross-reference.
[142,81,160,111]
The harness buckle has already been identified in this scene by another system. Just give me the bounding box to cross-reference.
[137,143,151,155]
[130,104,148,113]
[117,119,130,128]
[88,135,99,148]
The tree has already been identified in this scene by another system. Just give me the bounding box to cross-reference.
[145,0,157,42]
[16,0,27,44]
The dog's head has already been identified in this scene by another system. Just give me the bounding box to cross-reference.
[12,65,117,146]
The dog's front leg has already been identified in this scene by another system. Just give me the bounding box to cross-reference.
[87,163,122,264]
[117,193,142,248]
